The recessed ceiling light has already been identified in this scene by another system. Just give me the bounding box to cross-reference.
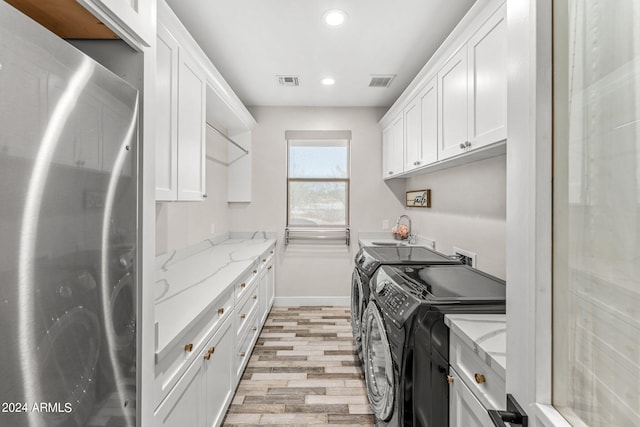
[323,9,346,27]
[321,77,335,86]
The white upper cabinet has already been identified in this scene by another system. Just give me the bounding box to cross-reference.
[467,5,506,149]
[380,0,506,177]
[403,95,421,171]
[176,53,206,201]
[382,113,404,178]
[77,0,154,47]
[155,24,179,200]
[438,46,470,160]
[419,77,439,167]
[155,10,207,201]
[405,76,439,172]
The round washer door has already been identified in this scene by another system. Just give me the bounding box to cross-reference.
[362,301,395,421]
[350,269,364,340]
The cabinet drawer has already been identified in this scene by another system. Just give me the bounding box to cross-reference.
[449,333,504,411]
[234,311,260,380]
[449,367,494,427]
[236,283,259,338]
[235,263,260,301]
[155,287,234,408]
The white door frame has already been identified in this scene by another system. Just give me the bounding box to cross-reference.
[505,0,571,425]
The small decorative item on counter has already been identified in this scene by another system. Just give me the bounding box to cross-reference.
[391,224,410,240]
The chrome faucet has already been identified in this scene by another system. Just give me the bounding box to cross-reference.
[395,215,412,240]
[251,230,267,239]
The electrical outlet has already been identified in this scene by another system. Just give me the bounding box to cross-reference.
[382,219,389,230]
[453,246,476,268]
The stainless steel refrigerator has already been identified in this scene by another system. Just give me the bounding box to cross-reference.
[0,3,139,426]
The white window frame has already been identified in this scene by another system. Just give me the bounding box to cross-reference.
[285,130,351,229]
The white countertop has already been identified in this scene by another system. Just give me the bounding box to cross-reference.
[445,314,506,377]
[155,235,276,355]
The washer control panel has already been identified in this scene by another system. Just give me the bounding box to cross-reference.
[373,268,421,327]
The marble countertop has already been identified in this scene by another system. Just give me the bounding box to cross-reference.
[155,233,276,356]
[445,314,506,378]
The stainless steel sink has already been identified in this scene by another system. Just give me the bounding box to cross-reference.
[371,241,408,246]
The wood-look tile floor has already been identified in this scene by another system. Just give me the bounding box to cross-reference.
[222,306,375,426]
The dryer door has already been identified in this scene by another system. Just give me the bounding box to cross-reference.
[350,269,364,340]
[363,301,395,421]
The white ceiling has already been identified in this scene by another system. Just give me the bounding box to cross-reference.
[165,0,477,107]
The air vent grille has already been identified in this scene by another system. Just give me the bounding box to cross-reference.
[369,75,396,88]
[278,76,300,87]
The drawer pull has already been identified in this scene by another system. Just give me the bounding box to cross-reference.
[447,375,454,384]
[240,314,246,319]
[474,373,486,384]
[204,352,212,360]
[240,282,246,288]
[270,250,274,254]
[184,343,193,352]
[252,326,257,332]
[252,295,257,300]
[239,352,246,357]
[208,347,215,355]
[262,258,266,263]
[268,266,273,270]
[217,308,224,315]
[253,269,258,274]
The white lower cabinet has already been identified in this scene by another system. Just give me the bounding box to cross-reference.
[448,326,505,427]
[155,244,276,427]
[449,368,494,427]
[204,319,235,427]
[156,313,234,427]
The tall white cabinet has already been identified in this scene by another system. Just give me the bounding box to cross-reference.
[155,12,206,202]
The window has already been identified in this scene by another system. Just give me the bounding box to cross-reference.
[286,131,350,227]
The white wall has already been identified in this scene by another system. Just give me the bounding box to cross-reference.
[155,125,230,254]
[229,106,406,301]
[404,155,507,279]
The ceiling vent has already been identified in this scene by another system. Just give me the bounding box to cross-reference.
[369,75,396,88]
[278,75,300,87]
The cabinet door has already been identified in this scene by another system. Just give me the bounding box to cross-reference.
[449,368,493,427]
[382,125,393,179]
[266,260,275,312]
[155,354,206,427]
[438,46,469,160]
[155,24,179,200]
[467,5,507,149]
[77,0,154,47]
[258,269,268,325]
[420,76,439,166]
[204,319,234,427]
[391,113,404,175]
[177,52,206,201]
[404,95,421,171]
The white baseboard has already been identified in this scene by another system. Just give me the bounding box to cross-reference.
[273,296,350,307]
